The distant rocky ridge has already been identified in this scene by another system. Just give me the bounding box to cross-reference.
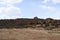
[0,17,60,29]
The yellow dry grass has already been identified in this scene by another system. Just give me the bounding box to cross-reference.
[0,28,60,40]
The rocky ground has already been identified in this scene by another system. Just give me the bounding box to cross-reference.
[0,28,60,40]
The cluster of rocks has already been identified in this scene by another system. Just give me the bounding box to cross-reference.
[0,17,60,29]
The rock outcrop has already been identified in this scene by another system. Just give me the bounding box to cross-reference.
[0,17,60,29]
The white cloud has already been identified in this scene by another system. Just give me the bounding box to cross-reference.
[39,5,60,19]
[40,5,55,11]
[0,0,23,19]
[42,0,50,3]
[0,6,21,19]
[0,7,5,13]
[39,0,60,19]
[52,0,60,4]
[0,0,22,4]
[42,0,60,4]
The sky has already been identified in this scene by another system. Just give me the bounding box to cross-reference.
[0,0,60,19]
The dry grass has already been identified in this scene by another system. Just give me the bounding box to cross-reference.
[0,28,60,40]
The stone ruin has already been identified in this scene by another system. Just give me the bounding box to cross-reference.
[0,17,60,29]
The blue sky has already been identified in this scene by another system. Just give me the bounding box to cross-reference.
[0,0,60,19]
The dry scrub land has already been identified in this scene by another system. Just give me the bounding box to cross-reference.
[0,28,60,40]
